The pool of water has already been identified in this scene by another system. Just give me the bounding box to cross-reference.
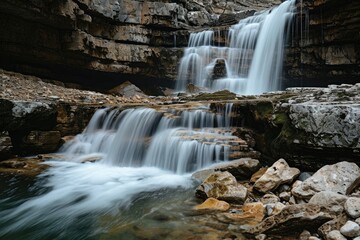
[0,160,216,240]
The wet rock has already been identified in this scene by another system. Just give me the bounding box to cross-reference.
[13,130,62,155]
[246,204,334,235]
[292,161,360,200]
[191,90,237,101]
[326,230,347,240]
[309,191,348,214]
[0,131,13,160]
[108,81,146,98]
[211,58,227,80]
[192,169,217,182]
[344,197,360,218]
[254,159,300,193]
[217,202,265,226]
[318,213,349,239]
[340,220,360,238]
[194,197,230,212]
[211,158,260,180]
[196,171,248,204]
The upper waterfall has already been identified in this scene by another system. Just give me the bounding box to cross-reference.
[176,0,296,95]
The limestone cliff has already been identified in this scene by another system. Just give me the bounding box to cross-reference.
[0,0,277,92]
[283,0,360,88]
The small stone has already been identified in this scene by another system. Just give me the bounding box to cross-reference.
[255,234,266,240]
[194,197,230,212]
[299,230,311,240]
[279,191,291,201]
[308,237,321,240]
[356,217,360,225]
[326,230,347,240]
[260,193,280,204]
[298,172,312,181]
[344,197,360,218]
[266,202,285,216]
[216,202,265,226]
[340,220,360,238]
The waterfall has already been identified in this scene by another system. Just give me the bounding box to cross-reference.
[176,0,296,95]
[61,104,234,174]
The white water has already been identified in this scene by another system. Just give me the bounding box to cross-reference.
[0,105,235,237]
[176,0,296,95]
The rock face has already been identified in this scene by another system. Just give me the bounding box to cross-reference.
[284,0,360,88]
[0,0,278,90]
[292,161,360,199]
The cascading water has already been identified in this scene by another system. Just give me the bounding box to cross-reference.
[0,104,237,239]
[176,0,296,95]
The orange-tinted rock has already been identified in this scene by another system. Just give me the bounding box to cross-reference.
[217,202,265,226]
[194,198,230,212]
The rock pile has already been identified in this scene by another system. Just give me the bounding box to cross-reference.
[192,159,360,239]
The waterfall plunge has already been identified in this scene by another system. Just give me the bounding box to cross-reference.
[176,0,296,95]
[61,105,234,174]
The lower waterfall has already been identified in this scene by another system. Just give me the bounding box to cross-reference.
[0,104,238,238]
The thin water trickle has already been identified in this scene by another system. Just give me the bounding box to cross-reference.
[176,0,296,95]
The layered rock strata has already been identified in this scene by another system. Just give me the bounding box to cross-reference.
[283,0,360,88]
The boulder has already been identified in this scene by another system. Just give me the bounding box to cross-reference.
[254,159,300,193]
[292,161,360,200]
[194,197,230,212]
[211,58,227,80]
[247,204,334,235]
[108,81,146,98]
[260,194,280,204]
[339,220,360,238]
[195,171,248,204]
[211,158,260,180]
[13,130,62,155]
[344,197,360,218]
[309,191,348,214]
[326,230,347,240]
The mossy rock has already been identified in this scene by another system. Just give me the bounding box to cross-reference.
[192,90,237,101]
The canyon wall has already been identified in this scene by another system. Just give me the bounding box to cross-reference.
[0,0,277,93]
[283,0,360,88]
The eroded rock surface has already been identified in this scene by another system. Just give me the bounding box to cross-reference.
[292,161,360,199]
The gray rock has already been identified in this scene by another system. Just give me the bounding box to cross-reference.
[279,191,291,201]
[210,158,260,180]
[211,58,227,80]
[292,161,360,199]
[108,81,146,98]
[299,230,311,240]
[339,220,360,238]
[308,237,321,240]
[195,171,248,204]
[326,230,347,240]
[254,159,300,193]
[345,197,360,218]
[309,191,348,214]
[298,172,312,181]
